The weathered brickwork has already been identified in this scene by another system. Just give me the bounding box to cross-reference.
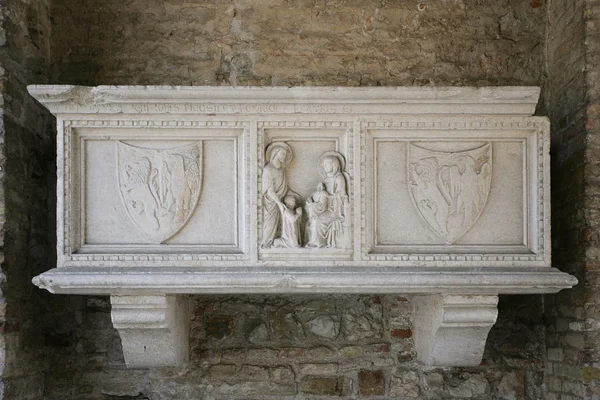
[544,0,600,399]
[50,0,546,86]
[0,0,55,399]
[0,0,596,398]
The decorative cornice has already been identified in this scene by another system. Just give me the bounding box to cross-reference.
[27,85,541,115]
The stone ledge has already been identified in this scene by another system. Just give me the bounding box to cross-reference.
[28,85,541,115]
[32,266,577,295]
[34,270,573,368]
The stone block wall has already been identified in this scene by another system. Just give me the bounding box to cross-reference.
[0,0,55,399]
[50,0,545,86]
[44,294,545,399]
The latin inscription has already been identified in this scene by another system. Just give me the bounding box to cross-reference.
[294,104,354,113]
[53,103,357,114]
[118,103,282,114]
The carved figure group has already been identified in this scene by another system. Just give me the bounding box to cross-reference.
[261,143,350,250]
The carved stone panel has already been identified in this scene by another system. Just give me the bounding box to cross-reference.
[27,86,554,270]
[364,122,543,265]
[258,124,353,261]
[73,124,248,261]
[407,142,492,244]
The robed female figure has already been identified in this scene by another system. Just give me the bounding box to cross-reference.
[261,143,293,248]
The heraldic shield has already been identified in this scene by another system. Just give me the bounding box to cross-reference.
[407,142,492,244]
[117,141,203,243]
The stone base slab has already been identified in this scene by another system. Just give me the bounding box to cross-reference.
[34,266,576,295]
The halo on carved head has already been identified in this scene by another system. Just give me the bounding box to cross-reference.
[265,142,293,167]
[318,151,346,179]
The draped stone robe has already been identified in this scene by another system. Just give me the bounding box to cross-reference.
[261,163,288,247]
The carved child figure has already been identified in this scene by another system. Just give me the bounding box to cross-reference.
[273,195,303,248]
[305,183,329,248]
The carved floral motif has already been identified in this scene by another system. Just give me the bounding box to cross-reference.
[117,141,203,243]
[408,142,492,244]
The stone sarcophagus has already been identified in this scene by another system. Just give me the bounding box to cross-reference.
[29,85,576,368]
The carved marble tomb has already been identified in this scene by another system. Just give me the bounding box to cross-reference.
[28,85,577,368]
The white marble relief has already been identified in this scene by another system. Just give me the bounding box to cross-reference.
[274,195,303,248]
[408,142,492,244]
[117,141,203,243]
[305,151,351,249]
[262,145,351,250]
[261,142,298,248]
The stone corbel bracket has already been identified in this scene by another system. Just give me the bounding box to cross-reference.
[110,295,189,368]
[414,295,499,366]
[28,85,577,368]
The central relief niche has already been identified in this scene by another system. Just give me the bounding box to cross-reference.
[259,124,353,261]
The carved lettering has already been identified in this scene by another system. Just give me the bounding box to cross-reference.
[242,104,278,113]
[295,104,338,113]
[132,104,152,113]
[95,104,124,113]
[154,104,181,113]
[183,103,237,113]
[130,104,182,113]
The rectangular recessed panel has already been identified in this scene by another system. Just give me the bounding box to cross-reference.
[365,126,538,258]
[81,128,242,250]
[260,127,353,260]
[375,139,524,247]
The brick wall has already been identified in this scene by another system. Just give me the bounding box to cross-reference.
[0,0,56,399]
[544,0,600,399]
[50,0,546,87]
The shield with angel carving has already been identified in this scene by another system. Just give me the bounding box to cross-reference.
[117,141,203,243]
[407,142,492,244]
